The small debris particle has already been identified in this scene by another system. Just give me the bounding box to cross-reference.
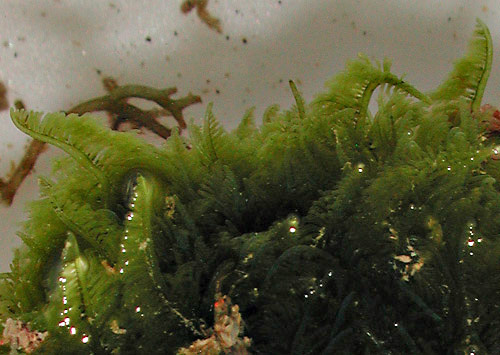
[2,41,9,48]
[174,31,178,36]
[363,30,367,36]
[14,99,25,110]
[40,11,47,17]
[145,36,152,42]
[108,2,119,12]
[102,77,118,92]
[6,143,13,149]
[180,0,195,13]
[242,37,248,44]
[206,79,211,84]
[279,79,283,83]
[0,82,8,111]
[235,9,239,14]
[215,89,220,94]
[447,16,452,22]
[278,0,282,4]
[96,69,102,75]
[224,72,230,79]
[181,0,222,33]
[482,5,488,12]
[13,52,18,58]
[225,35,230,40]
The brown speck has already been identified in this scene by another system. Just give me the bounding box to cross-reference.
[9,161,16,177]
[6,143,13,149]
[71,39,81,47]
[482,5,488,12]
[65,83,71,89]
[13,52,18,58]
[362,30,367,36]
[96,69,102,75]
[278,0,282,4]
[447,16,452,22]
[235,9,239,14]
[165,55,170,62]
[177,72,182,78]
[174,31,178,36]
[206,79,211,84]
[102,77,118,92]
[215,89,220,94]
[279,79,283,84]
[201,88,209,94]
[145,36,152,42]
[0,82,8,111]
[14,99,25,110]
[17,36,26,42]
[2,41,9,48]
[140,60,145,68]
[180,0,194,13]
[40,11,47,17]
[224,72,230,79]
[225,35,230,40]
[242,37,248,44]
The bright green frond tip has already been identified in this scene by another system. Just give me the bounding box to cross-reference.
[431,19,493,110]
[313,55,431,121]
[1,20,499,355]
[10,109,109,192]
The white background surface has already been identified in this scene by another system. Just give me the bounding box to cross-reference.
[1,0,500,272]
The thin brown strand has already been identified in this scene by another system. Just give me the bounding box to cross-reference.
[181,0,222,33]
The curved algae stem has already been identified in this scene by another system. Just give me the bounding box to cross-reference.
[68,83,201,132]
[470,19,493,112]
[289,80,306,120]
[10,110,110,202]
